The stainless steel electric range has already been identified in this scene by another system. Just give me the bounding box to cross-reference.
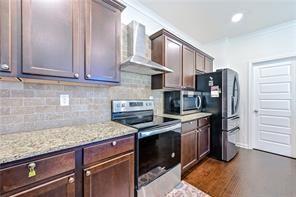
[111,100,181,197]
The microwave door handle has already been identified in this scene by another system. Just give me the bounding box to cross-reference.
[139,123,181,139]
[197,96,202,109]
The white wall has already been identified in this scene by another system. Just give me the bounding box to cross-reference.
[205,20,296,148]
[120,0,205,51]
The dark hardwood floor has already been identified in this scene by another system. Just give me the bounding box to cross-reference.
[184,149,296,197]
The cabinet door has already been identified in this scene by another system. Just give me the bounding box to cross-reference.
[22,0,80,78]
[164,36,182,88]
[85,0,121,82]
[8,174,75,197]
[0,0,14,74]
[204,57,213,73]
[84,152,134,197]
[182,45,195,89]
[181,130,197,173]
[195,52,205,72]
[199,126,210,159]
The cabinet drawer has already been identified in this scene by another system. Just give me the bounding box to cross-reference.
[83,135,134,165]
[182,120,197,133]
[198,117,210,128]
[0,151,75,194]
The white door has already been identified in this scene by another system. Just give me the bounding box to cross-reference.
[253,58,296,158]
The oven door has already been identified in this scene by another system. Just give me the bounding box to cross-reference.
[181,91,202,114]
[137,123,181,189]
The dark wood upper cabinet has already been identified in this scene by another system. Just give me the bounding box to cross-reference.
[205,57,213,73]
[181,129,197,173]
[84,152,134,197]
[164,36,183,88]
[199,126,210,159]
[85,0,124,83]
[21,0,80,78]
[0,0,17,76]
[150,29,214,90]
[182,45,195,89]
[195,52,205,72]
[4,174,75,197]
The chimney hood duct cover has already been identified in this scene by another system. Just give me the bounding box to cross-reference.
[120,21,174,75]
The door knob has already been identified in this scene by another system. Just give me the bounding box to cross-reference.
[254,110,258,113]
[74,73,79,78]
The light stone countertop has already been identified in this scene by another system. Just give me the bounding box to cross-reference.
[159,112,212,123]
[0,121,137,165]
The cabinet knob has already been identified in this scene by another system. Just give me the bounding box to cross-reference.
[86,74,91,79]
[190,121,193,124]
[68,177,75,184]
[85,171,91,177]
[74,73,79,78]
[1,64,9,70]
[111,141,117,146]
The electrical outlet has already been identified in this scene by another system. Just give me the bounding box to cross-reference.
[60,94,69,106]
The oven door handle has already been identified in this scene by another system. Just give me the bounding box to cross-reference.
[138,123,181,139]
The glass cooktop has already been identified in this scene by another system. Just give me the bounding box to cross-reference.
[114,115,179,130]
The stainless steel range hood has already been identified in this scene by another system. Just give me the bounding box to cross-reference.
[121,21,173,75]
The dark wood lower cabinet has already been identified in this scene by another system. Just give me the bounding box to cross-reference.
[5,174,75,197]
[181,130,197,173]
[181,117,211,175]
[199,126,210,159]
[83,152,134,197]
[0,135,135,197]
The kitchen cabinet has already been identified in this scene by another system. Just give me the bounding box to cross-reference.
[6,174,76,197]
[205,57,213,73]
[84,152,134,197]
[0,134,135,197]
[181,116,211,175]
[181,129,197,173]
[85,0,124,82]
[195,52,205,72]
[164,36,183,88]
[150,29,214,90]
[182,45,195,89]
[21,0,80,78]
[150,32,183,89]
[198,126,210,159]
[1,0,125,85]
[0,0,17,77]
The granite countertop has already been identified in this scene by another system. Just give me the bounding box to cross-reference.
[160,112,212,123]
[0,121,137,165]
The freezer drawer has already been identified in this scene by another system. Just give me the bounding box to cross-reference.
[222,127,239,161]
[222,116,239,131]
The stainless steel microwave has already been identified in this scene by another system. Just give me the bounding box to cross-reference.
[164,91,202,115]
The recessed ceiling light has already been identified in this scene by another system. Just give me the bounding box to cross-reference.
[231,13,243,23]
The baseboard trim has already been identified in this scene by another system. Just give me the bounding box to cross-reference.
[237,143,251,149]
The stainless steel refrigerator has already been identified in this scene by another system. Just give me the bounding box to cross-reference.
[196,68,240,161]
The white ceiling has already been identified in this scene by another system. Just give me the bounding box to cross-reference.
[137,0,296,44]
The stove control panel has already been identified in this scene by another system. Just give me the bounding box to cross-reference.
[112,100,154,113]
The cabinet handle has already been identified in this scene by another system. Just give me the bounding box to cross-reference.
[85,171,91,177]
[68,177,75,184]
[74,73,79,78]
[86,74,91,78]
[28,162,37,178]
[111,141,117,146]
[1,64,9,70]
